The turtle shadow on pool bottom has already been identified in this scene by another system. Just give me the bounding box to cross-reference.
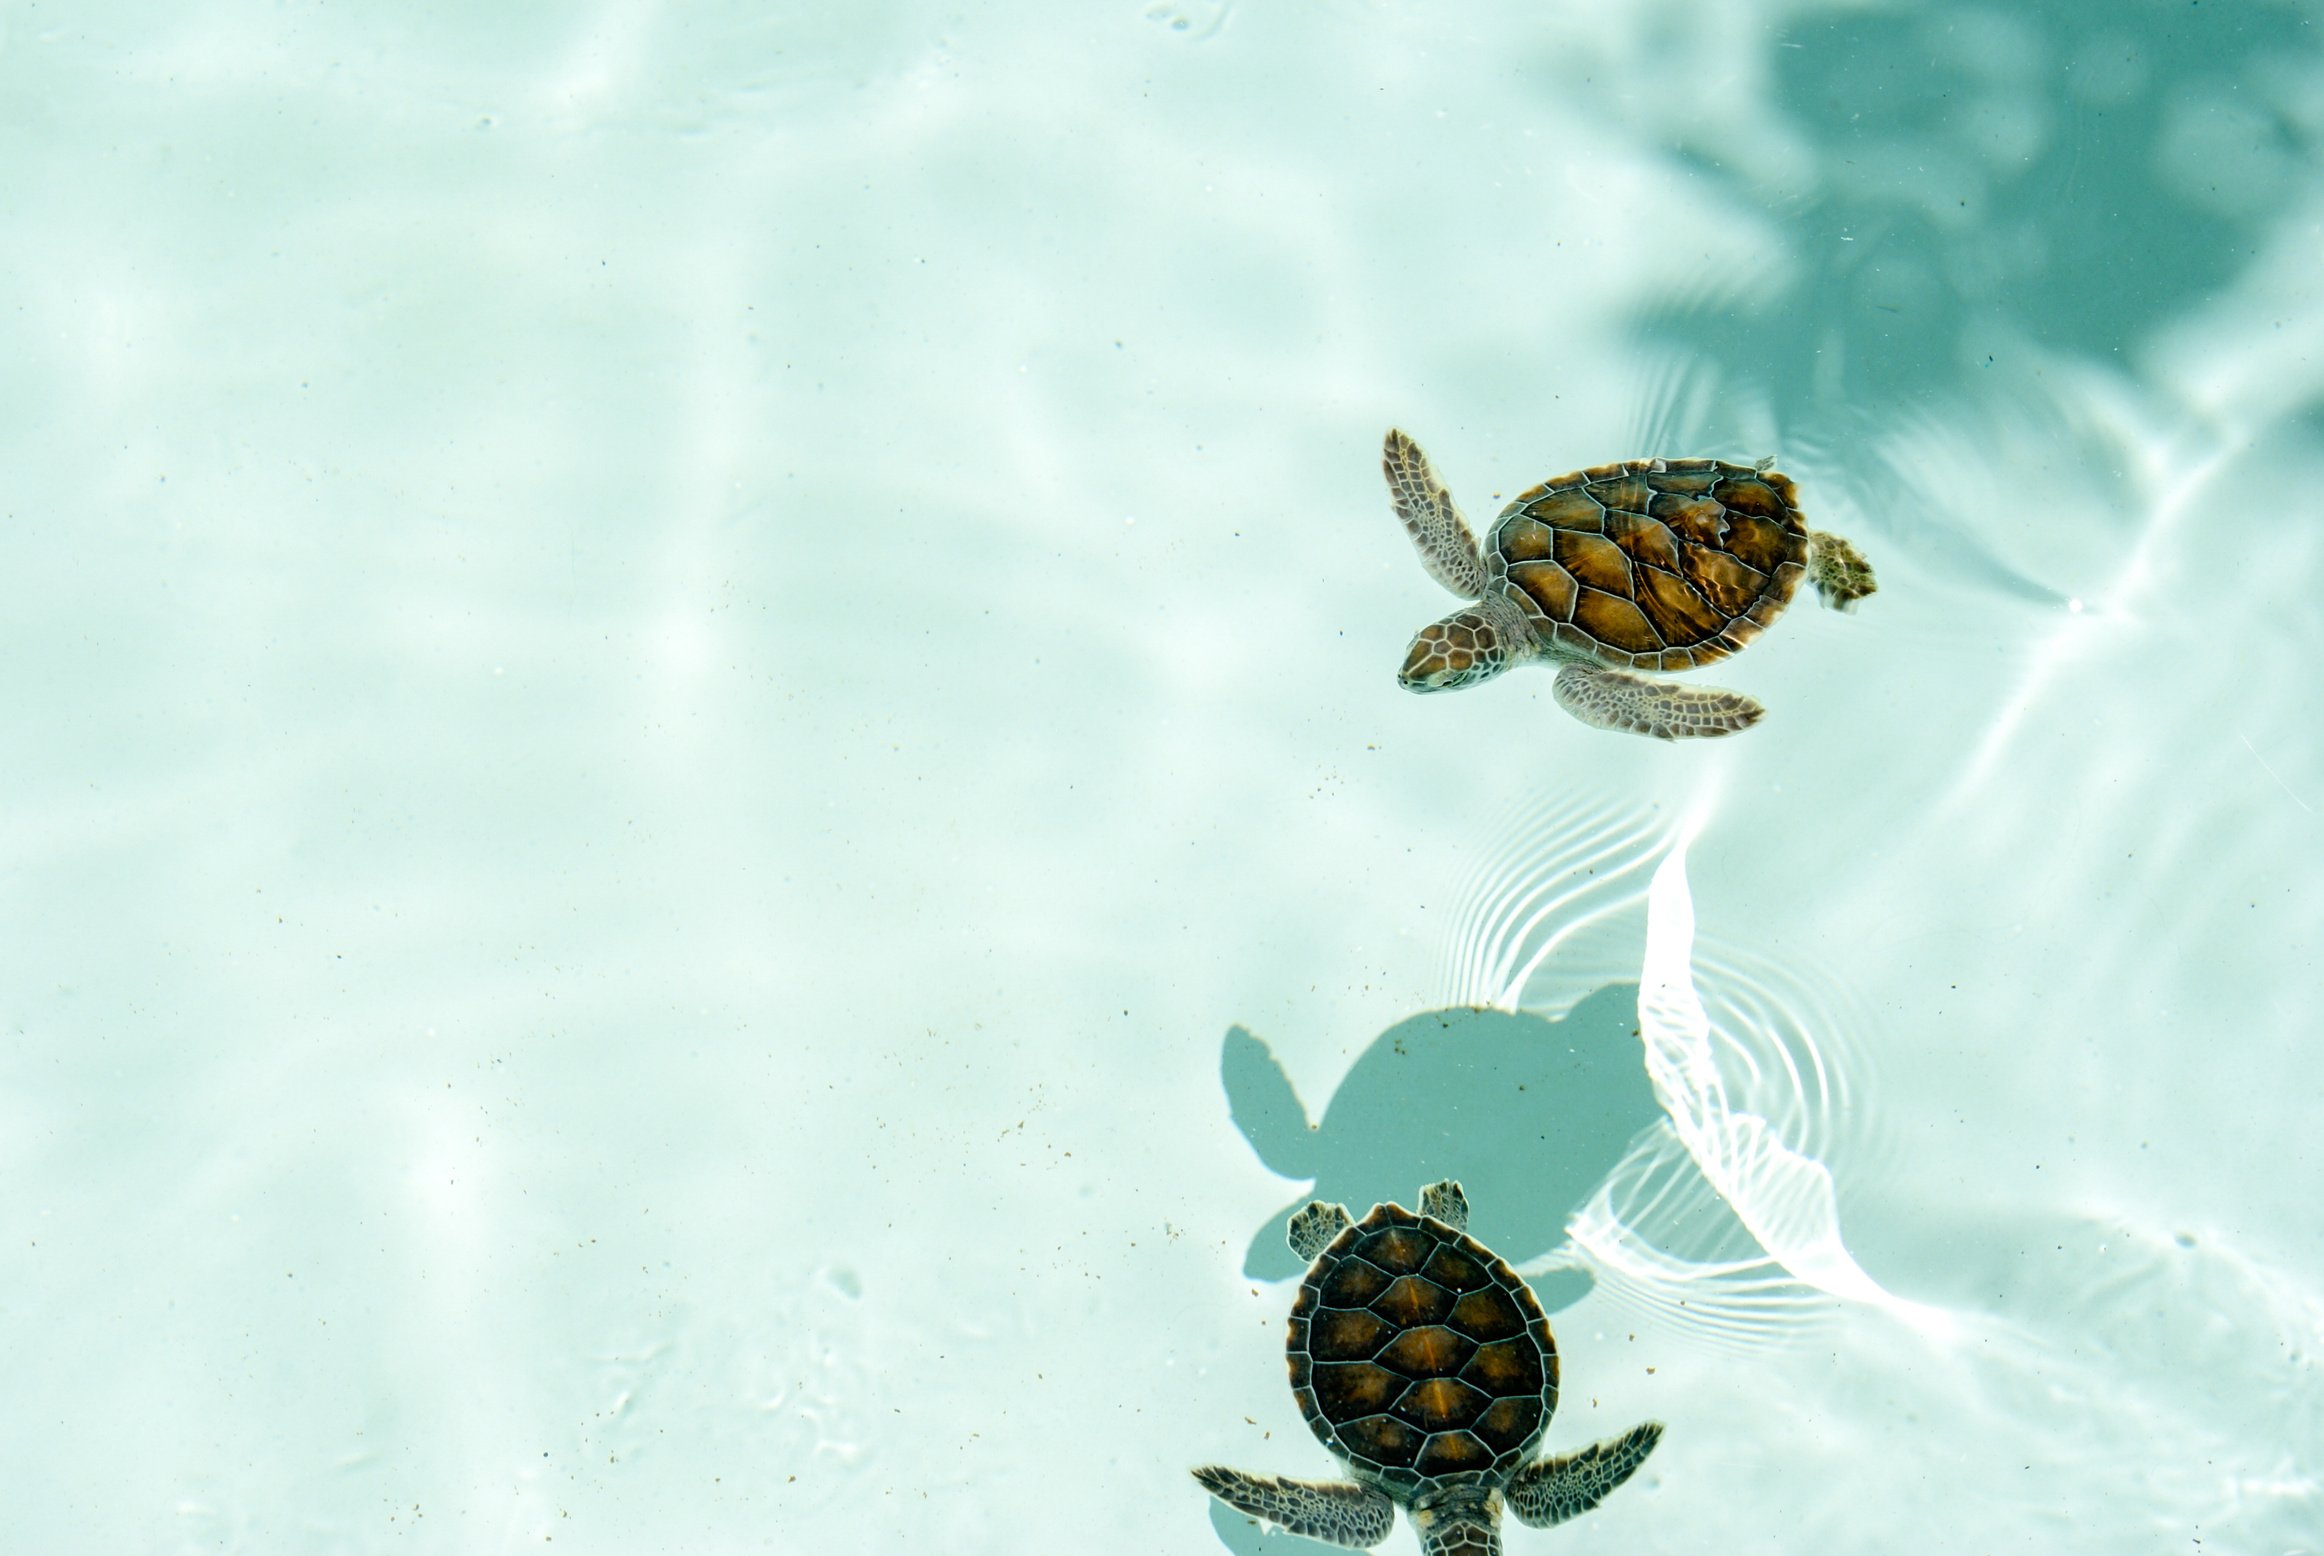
[1220,984,1658,1312]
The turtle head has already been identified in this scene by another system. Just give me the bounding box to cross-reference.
[1399,606,1512,693]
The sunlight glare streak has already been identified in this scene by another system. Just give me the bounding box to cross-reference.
[1943,376,2237,805]
[1443,783,1898,1347]
[1641,819,1948,1333]
[1558,1124,1838,1356]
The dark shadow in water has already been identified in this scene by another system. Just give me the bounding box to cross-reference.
[1615,0,2320,416]
[1582,0,2324,601]
[1205,987,1657,1555]
[1219,984,1657,1305]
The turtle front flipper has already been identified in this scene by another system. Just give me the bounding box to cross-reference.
[1506,1420,1665,1528]
[1552,663,1762,740]
[1384,429,1488,598]
[1193,1467,1394,1548]
[1806,530,1876,610]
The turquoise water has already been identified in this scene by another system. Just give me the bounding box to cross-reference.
[5,2,2322,1551]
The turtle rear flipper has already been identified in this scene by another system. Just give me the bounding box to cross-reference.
[1507,1421,1666,1528]
[1553,663,1762,740]
[1287,1199,1354,1260]
[1418,1178,1469,1231]
[1193,1467,1394,1548]
[1807,529,1876,610]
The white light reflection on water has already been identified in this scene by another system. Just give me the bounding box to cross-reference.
[1441,790,1904,1350]
[1447,793,2324,1543]
[1434,790,1676,1017]
[1620,812,1937,1328]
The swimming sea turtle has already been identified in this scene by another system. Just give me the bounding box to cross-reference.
[1195,1180,1662,1554]
[1385,429,1876,738]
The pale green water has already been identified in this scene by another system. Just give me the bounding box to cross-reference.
[4,3,2322,1552]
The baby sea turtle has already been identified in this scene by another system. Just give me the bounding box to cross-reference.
[1385,429,1876,738]
[1195,1180,1662,1553]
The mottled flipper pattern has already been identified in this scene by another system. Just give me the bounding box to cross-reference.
[1418,1178,1469,1231]
[1384,429,1488,598]
[1806,529,1877,610]
[1414,1509,1503,1554]
[1193,1468,1395,1549]
[1507,1421,1666,1528]
[1552,662,1763,740]
[1288,1200,1353,1260]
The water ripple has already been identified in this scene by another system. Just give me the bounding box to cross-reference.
[1440,791,1901,1352]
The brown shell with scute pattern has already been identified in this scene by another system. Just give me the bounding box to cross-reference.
[1490,459,1810,671]
[1287,1202,1558,1498]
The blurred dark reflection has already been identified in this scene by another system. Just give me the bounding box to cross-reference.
[1615,0,2320,414]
